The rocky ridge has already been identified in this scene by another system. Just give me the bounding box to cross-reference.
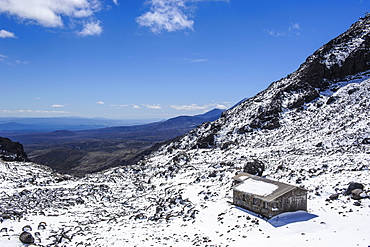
[169,14,370,150]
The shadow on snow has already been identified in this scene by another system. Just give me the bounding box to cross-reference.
[235,206,318,228]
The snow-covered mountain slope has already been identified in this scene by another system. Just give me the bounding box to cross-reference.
[1,16,370,247]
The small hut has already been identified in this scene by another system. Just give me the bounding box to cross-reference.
[232,172,307,218]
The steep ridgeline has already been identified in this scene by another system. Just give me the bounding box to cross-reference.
[154,15,370,153]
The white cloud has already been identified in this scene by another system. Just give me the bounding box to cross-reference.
[0,109,70,114]
[267,23,301,37]
[16,60,30,65]
[136,0,195,33]
[112,0,118,5]
[189,58,208,63]
[170,103,207,111]
[170,103,229,111]
[133,105,140,109]
[289,23,300,30]
[0,54,9,64]
[0,54,30,65]
[78,20,103,36]
[51,104,64,108]
[288,23,300,35]
[266,30,286,37]
[143,104,162,109]
[96,101,105,105]
[137,0,229,33]
[137,0,228,33]
[111,104,129,108]
[0,29,16,38]
[212,103,229,109]
[136,0,194,33]
[0,0,103,35]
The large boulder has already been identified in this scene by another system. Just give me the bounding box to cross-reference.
[344,182,364,196]
[242,159,265,176]
[19,231,35,244]
[328,193,340,200]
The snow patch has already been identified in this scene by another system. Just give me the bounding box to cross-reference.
[322,37,365,68]
[235,179,278,197]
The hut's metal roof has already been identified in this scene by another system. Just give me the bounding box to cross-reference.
[233,172,306,202]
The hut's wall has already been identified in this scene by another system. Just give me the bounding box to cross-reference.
[233,190,279,218]
[233,187,307,218]
[280,188,307,212]
[233,189,254,212]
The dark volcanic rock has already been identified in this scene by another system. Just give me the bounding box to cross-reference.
[344,182,364,195]
[329,193,340,200]
[243,159,265,176]
[0,137,29,162]
[19,231,35,244]
[353,201,361,206]
[362,138,370,144]
[193,122,221,149]
[351,188,364,200]
[326,96,338,105]
[195,134,215,149]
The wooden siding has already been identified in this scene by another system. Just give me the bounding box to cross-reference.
[232,173,307,218]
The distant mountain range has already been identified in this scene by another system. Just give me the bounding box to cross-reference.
[0,117,160,132]
[0,109,223,176]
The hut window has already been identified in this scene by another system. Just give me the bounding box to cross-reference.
[263,202,268,209]
[253,198,258,205]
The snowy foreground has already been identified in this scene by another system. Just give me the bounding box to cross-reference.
[0,154,369,247]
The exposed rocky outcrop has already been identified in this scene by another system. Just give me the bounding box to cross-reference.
[187,14,370,141]
[0,137,29,162]
[242,159,265,176]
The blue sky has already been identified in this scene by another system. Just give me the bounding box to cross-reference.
[0,0,369,120]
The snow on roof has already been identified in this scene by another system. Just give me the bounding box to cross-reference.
[235,179,278,197]
[237,175,250,181]
[233,172,305,202]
